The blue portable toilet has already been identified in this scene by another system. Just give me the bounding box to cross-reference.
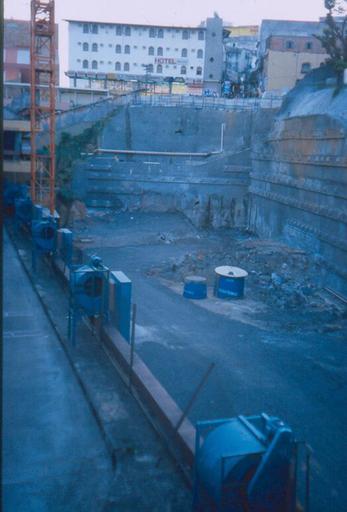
[214,266,248,299]
[194,414,300,512]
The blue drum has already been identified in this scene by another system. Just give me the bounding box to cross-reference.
[214,266,248,299]
[183,275,207,300]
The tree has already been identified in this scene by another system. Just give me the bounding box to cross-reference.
[315,0,347,81]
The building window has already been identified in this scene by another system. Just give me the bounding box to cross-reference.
[306,41,312,50]
[77,59,81,63]
[209,73,213,78]
[210,57,214,62]
[92,24,98,34]
[148,46,154,55]
[83,23,89,33]
[181,65,186,74]
[157,47,163,56]
[83,59,88,69]
[116,44,121,53]
[149,28,156,38]
[125,26,131,36]
[301,62,311,73]
[198,30,204,40]
[115,61,121,71]
[92,60,98,69]
[196,66,202,76]
[147,64,154,72]
[181,48,187,58]
[182,30,189,40]
[158,29,164,38]
[157,64,162,73]
[125,45,130,54]
[197,49,203,59]
[83,42,89,51]
[286,40,294,49]
[116,25,122,35]
[124,62,129,71]
[92,43,98,52]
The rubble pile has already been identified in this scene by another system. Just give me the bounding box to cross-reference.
[156,238,346,325]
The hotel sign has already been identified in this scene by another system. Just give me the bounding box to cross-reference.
[154,57,188,65]
[155,57,176,65]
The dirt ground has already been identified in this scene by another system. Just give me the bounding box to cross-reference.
[73,208,347,336]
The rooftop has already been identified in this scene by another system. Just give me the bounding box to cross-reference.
[65,19,206,31]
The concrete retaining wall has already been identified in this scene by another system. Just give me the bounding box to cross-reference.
[73,106,262,228]
[249,84,347,294]
[69,77,346,292]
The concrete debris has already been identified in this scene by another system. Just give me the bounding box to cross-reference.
[155,237,346,329]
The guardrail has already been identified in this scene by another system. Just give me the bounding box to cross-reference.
[131,93,283,110]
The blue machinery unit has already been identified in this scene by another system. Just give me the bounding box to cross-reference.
[4,182,28,215]
[68,256,110,345]
[193,414,311,512]
[14,196,33,229]
[31,206,58,271]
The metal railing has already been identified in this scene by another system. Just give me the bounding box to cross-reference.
[130,93,283,110]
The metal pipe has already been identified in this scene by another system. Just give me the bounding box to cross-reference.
[95,148,216,157]
[174,362,215,433]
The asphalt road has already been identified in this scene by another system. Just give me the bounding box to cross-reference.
[92,231,347,512]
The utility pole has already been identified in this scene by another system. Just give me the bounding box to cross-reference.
[30,0,56,215]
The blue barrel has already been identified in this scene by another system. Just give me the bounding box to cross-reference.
[183,276,207,300]
[214,266,248,299]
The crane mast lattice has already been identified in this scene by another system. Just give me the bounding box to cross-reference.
[30,0,56,215]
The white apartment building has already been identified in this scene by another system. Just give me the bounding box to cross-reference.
[66,15,224,93]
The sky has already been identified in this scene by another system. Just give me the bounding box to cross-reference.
[5,0,327,85]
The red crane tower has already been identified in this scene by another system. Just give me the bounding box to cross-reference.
[30,0,56,215]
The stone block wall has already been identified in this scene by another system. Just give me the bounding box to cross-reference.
[249,85,347,294]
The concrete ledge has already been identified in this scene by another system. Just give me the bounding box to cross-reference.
[53,251,196,471]
[101,324,195,468]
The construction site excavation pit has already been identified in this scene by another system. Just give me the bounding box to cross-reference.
[64,209,347,512]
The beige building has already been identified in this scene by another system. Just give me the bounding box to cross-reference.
[262,34,328,93]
